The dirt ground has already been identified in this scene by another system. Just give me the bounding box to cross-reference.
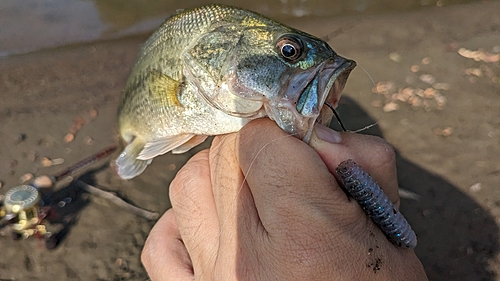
[0,2,499,280]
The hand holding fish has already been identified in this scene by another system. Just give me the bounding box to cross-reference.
[142,119,428,280]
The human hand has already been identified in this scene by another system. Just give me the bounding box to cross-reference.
[142,118,427,280]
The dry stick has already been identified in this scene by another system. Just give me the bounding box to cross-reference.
[74,180,159,220]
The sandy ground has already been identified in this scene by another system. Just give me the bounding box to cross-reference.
[0,2,499,280]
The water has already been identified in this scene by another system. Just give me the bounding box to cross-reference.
[0,0,479,57]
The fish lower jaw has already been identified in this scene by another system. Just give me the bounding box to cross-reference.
[265,100,317,141]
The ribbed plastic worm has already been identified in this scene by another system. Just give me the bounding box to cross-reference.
[335,159,417,248]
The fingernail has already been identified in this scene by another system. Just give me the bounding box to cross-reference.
[313,124,342,144]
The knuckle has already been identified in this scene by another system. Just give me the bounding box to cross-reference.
[169,149,209,200]
[365,135,396,167]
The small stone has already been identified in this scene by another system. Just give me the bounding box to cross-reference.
[423,88,437,98]
[20,173,34,183]
[373,81,395,94]
[41,157,52,167]
[410,65,420,73]
[168,164,176,171]
[389,52,402,62]
[64,133,75,143]
[383,102,399,112]
[89,108,98,119]
[41,157,64,167]
[51,158,65,165]
[408,96,423,108]
[464,68,482,77]
[421,57,431,65]
[469,183,482,192]
[419,74,436,84]
[433,127,453,136]
[84,136,94,145]
[414,88,425,98]
[33,175,53,188]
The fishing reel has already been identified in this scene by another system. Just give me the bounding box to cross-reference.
[0,184,52,241]
[0,145,117,249]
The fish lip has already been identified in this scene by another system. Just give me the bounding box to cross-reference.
[320,56,356,110]
[300,56,356,142]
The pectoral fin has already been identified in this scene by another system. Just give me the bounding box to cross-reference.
[115,137,152,180]
[172,135,208,154]
[137,134,194,160]
[146,71,182,107]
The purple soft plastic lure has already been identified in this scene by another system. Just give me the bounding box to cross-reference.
[335,159,417,248]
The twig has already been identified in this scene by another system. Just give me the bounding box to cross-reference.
[74,180,160,220]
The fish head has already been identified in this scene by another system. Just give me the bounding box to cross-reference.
[227,29,356,142]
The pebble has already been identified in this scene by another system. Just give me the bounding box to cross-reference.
[383,102,399,112]
[433,127,453,136]
[33,175,53,188]
[458,47,500,63]
[419,74,436,84]
[89,108,98,119]
[20,173,34,183]
[423,88,437,98]
[64,133,75,143]
[168,164,176,171]
[469,183,482,192]
[410,65,420,73]
[464,68,483,77]
[421,57,431,65]
[84,136,94,145]
[41,157,65,167]
[373,81,395,94]
[389,52,402,62]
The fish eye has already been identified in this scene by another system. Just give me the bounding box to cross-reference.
[276,36,303,62]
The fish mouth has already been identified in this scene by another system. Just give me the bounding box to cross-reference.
[266,55,355,142]
[296,56,356,142]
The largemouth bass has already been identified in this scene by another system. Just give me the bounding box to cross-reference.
[116,4,355,179]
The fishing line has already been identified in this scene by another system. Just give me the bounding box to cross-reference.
[324,102,347,132]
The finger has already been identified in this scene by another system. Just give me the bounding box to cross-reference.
[142,209,193,281]
[169,149,219,272]
[209,134,262,259]
[309,124,400,207]
[236,119,354,232]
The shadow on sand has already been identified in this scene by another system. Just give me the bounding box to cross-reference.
[332,96,499,280]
